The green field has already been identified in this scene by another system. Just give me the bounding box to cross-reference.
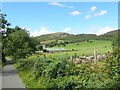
[46,40,112,57]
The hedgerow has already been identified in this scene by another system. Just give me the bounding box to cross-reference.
[16,53,120,89]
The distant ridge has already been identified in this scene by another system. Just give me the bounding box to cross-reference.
[34,30,118,42]
[98,30,118,40]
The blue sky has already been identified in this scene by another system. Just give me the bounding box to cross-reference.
[2,2,118,36]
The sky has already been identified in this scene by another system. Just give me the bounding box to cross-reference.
[2,2,118,36]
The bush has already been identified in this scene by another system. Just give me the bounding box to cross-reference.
[16,58,36,70]
[17,52,120,88]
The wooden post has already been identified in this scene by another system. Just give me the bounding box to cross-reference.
[43,44,45,49]
[70,56,73,60]
[94,50,98,64]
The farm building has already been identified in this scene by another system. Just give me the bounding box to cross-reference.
[41,42,69,53]
[43,48,68,53]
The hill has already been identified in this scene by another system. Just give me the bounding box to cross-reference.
[34,32,71,42]
[34,30,118,42]
[98,30,118,41]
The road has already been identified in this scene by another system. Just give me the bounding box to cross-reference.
[2,64,26,89]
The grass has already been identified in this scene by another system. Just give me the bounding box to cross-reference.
[43,40,57,44]
[18,70,34,88]
[16,40,112,62]
[46,40,112,57]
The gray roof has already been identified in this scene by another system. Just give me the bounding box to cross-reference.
[45,48,67,51]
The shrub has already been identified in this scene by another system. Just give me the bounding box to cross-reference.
[17,51,120,88]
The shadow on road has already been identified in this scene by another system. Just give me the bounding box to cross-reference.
[2,68,18,76]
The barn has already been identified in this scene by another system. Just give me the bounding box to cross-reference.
[43,48,68,53]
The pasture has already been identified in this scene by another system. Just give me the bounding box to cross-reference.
[46,40,112,57]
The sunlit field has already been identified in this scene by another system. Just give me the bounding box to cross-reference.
[45,40,112,57]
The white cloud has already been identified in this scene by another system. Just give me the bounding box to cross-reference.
[20,26,30,30]
[94,10,107,16]
[91,6,96,12]
[30,27,52,37]
[63,27,71,32]
[70,10,81,16]
[48,2,74,8]
[96,26,117,35]
[85,15,91,19]
[48,2,65,7]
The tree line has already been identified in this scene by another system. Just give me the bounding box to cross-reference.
[0,12,39,64]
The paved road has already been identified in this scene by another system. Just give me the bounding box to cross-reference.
[2,64,26,89]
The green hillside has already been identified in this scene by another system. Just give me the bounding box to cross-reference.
[98,30,118,41]
[34,32,70,42]
[34,30,118,42]
[61,34,97,42]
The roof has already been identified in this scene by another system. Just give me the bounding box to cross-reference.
[45,48,67,51]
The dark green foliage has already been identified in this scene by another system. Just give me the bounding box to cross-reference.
[112,46,120,58]
[2,51,6,65]
[4,30,29,58]
[104,55,120,88]
[112,30,120,58]
[29,37,39,52]
[0,13,11,30]
[1,12,39,62]
[49,41,58,47]
[0,12,11,64]
[33,57,49,80]
[16,59,35,70]
[17,51,120,89]
[3,29,38,60]
[36,44,43,51]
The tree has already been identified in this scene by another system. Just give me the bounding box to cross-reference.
[36,44,43,51]
[3,28,38,61]
[0,12,11,65]
[112,31,120,58]
[0,12,39,63]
